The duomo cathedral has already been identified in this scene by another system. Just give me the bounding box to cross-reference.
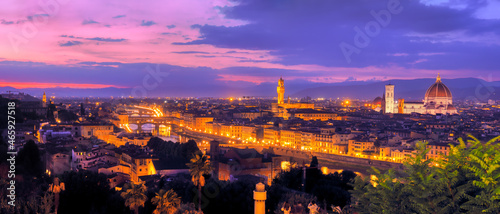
[374,74,457,115]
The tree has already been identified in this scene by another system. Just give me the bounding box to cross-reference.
[400,141,442,214]
[152,189,181,214]
[186,152,211,212]
[183,140,200,159]
[310,156,319,168]
[40,191,54,214]
[58,109,78,122]
[350,168,410,214]
[350,136,500,214]
[176,203,201,214]
[272,167,355,210]
[17,140,44,177]
[462,135,500,213]
[274,192,317,214]
[121,182,148,214]
[59,171,126,214]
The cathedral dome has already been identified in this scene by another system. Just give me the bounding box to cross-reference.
[425,74,452,99]
[373,97,383,105]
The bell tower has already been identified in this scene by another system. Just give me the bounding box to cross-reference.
[42,91,47,108]
[384,84,394,113]
[277,76,285,104]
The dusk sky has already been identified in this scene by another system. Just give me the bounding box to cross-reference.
[1,0,500,94]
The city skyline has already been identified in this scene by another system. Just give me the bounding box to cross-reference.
[1,0,500,96]
[2,1,500,214]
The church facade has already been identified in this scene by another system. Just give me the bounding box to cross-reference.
[380,74,457,115]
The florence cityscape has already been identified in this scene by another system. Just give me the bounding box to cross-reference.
[1,0,500,214]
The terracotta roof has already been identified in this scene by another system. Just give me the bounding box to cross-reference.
[425,75,452,98]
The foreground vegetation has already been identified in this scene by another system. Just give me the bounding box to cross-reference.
[351,135,500,214]
[2,135,499,213]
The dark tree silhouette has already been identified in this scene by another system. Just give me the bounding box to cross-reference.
[17,140,44,177]
[310,156,319,168]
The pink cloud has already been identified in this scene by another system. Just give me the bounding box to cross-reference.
[0,81,126,89]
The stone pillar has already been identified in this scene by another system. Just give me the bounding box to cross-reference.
[254,182,266,214]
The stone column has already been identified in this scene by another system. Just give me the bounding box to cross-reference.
[254,182,267,214]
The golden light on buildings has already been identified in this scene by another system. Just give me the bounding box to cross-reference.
[281,161,291,171]
[321,167,329,175]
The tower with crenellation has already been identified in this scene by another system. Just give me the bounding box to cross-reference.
[277,76,285,104]
[42,91,47,108]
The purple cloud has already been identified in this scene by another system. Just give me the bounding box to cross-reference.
[59,41,83,47]
[140,20,157,26]
[113,15,126,19]
[82,19,99,25]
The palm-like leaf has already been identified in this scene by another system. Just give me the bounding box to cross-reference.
[152,189,181,214]
[186,152,211,212]
[186,153,211,187]
[121,182,147,214]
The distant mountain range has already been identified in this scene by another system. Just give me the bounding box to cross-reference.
[291,78,500,101]
[1,78,499,101]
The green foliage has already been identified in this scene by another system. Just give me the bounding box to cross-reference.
[350,169,410,214]
[350,136,500,214]
[462,135,500,213]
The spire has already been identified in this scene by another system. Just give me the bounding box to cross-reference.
[436,73,441,82]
